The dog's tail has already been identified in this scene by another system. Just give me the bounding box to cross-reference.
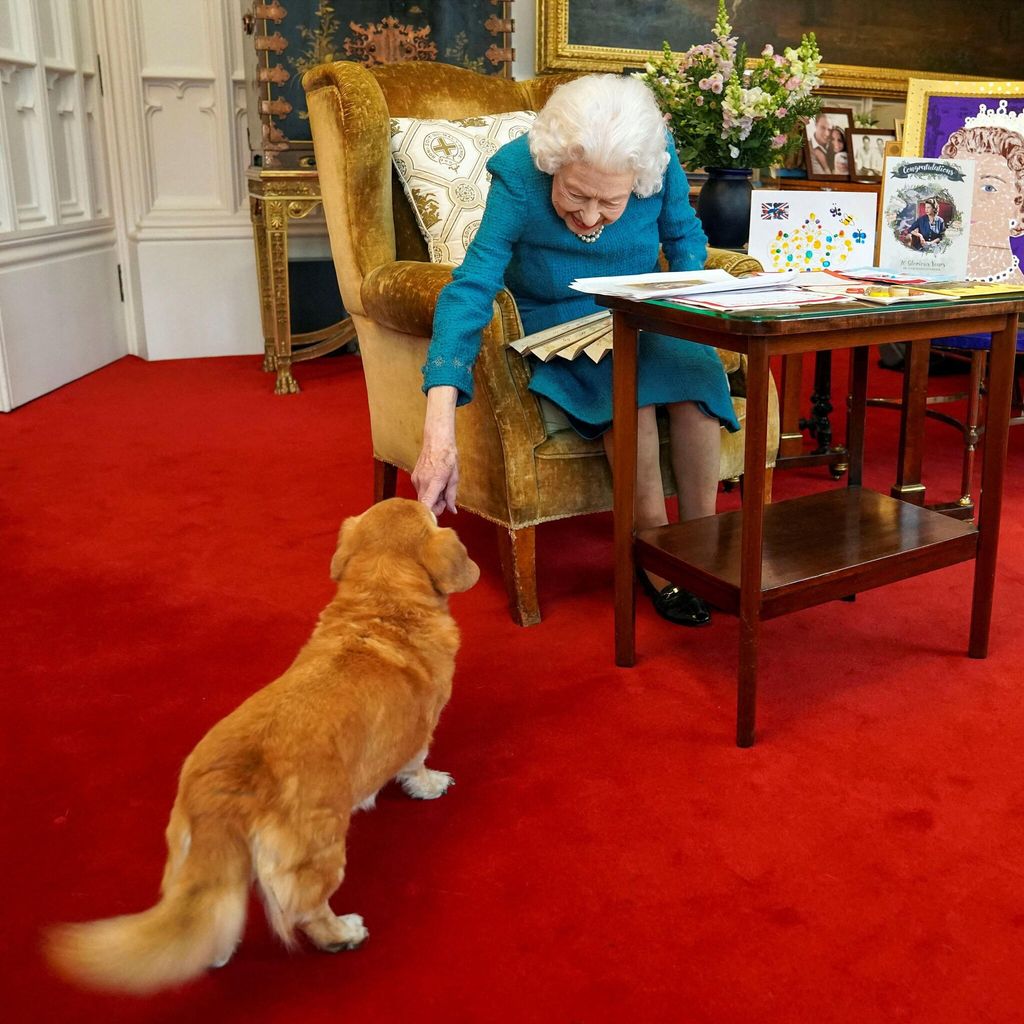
[44,807,250,995]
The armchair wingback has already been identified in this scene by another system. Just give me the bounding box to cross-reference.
[303,60,779,626]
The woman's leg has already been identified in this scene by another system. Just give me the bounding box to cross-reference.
[666,401,721,521]
[602,403,712,625]
[602,404,671,588]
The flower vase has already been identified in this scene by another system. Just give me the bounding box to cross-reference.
[696,168,754,249]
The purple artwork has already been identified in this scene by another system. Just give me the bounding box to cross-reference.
[923,95,1024,272]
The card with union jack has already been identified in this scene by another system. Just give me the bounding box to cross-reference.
[760,201,789,220]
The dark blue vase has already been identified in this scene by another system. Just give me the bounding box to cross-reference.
[695,167,753,249]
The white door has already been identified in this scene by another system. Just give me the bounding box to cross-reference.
[0,0,125,412]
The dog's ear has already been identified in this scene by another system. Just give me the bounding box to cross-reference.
[329,514,363,581]
[420,528,480,595]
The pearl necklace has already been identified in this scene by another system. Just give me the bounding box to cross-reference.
[972,255,1021,284]
[575,224,604,244]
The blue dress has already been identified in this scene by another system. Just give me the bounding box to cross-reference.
[913,214,945,243]
[422,133,739,439]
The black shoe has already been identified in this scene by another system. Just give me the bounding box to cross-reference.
[635,568,711,627]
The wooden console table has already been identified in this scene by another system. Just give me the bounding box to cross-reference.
[599,291,1023,747]
[247,167,355,394]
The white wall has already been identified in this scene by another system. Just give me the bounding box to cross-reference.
[95,0,261,361]
[0,0,549,409]
[0,0,126,410]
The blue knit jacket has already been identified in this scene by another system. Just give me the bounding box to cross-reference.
[422,133,730,434]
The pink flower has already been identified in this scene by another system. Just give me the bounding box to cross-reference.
[771,134,788,148]
[695,95,704,106]
[698,77,711,90]
[785,76,800,90]
[776,106,788,117]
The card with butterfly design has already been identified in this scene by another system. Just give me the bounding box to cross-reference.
[747,190,878,274]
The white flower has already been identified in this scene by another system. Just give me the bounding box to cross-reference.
[729,145,740,159]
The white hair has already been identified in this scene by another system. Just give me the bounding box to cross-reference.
[529,74,670,198]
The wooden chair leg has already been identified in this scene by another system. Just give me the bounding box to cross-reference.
[495,524,541,627]
[373,458,398,502]
[959,351,986,511]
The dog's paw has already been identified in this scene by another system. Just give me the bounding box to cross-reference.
[354,790,379,813]
[209,948,236,970]
[323,914,369,953]
[400,769,454,800]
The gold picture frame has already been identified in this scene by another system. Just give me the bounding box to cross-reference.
[901,78,1024,287]
[536,0,1000,99]
[902,78,1024,157]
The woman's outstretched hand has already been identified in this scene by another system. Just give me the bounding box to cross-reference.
[413,386,459,517]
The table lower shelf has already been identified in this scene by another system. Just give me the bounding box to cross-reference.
[636,487,978,620]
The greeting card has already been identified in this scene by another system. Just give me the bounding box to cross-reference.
[877,157,975,279]
[747,191,878,273]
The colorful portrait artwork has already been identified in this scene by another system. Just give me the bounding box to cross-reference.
[747,191,877,273]
[917,90,1024,285]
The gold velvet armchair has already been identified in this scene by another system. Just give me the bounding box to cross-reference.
[303,61,779,626]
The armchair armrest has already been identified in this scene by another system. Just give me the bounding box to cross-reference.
[705,247,764,276]
[362,261,454,337]
[360,260,548,511]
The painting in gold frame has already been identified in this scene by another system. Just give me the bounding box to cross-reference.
[536,0,1019,99]
[902,78,1024,286]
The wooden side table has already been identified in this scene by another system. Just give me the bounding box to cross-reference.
[599,291,1022,747]
[247,167,355,394]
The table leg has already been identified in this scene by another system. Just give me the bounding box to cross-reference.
[737,342,770,748]
[265,198,299,395]
[778,354,805,459]
[802,351,837,456]
[249,197,276,373]
[774,351,848,476]
[846,346,869,487]
[969,315,1018,658]
[613,315,639,668]
[891,337,929,504]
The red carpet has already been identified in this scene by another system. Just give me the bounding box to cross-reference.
[2,352,1023,1023]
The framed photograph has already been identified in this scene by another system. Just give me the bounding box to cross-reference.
[849,128,897,182]
[894,118,905,144]
[804,108,854,181]
[902,79,1024,285]
[535,0,1018,98]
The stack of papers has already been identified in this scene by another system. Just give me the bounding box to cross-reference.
[505,270,1024,361]
[508,311,613,363]
[567,268,1018,312]
[570,269,853,312]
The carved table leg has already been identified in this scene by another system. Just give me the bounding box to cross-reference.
[265,198,299,395]
[799,351,848,478]
[249,197,276,373]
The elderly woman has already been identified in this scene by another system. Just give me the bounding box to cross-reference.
[412,74,739,627]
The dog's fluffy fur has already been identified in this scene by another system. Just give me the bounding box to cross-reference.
[45,498,479,994]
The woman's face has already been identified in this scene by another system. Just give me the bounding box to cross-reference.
[551,162,634,235]
[925,200,937,217]
[969,151,1019,246]
[830,128,844,152]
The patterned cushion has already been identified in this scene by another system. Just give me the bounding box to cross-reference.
[389,111,538,265]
